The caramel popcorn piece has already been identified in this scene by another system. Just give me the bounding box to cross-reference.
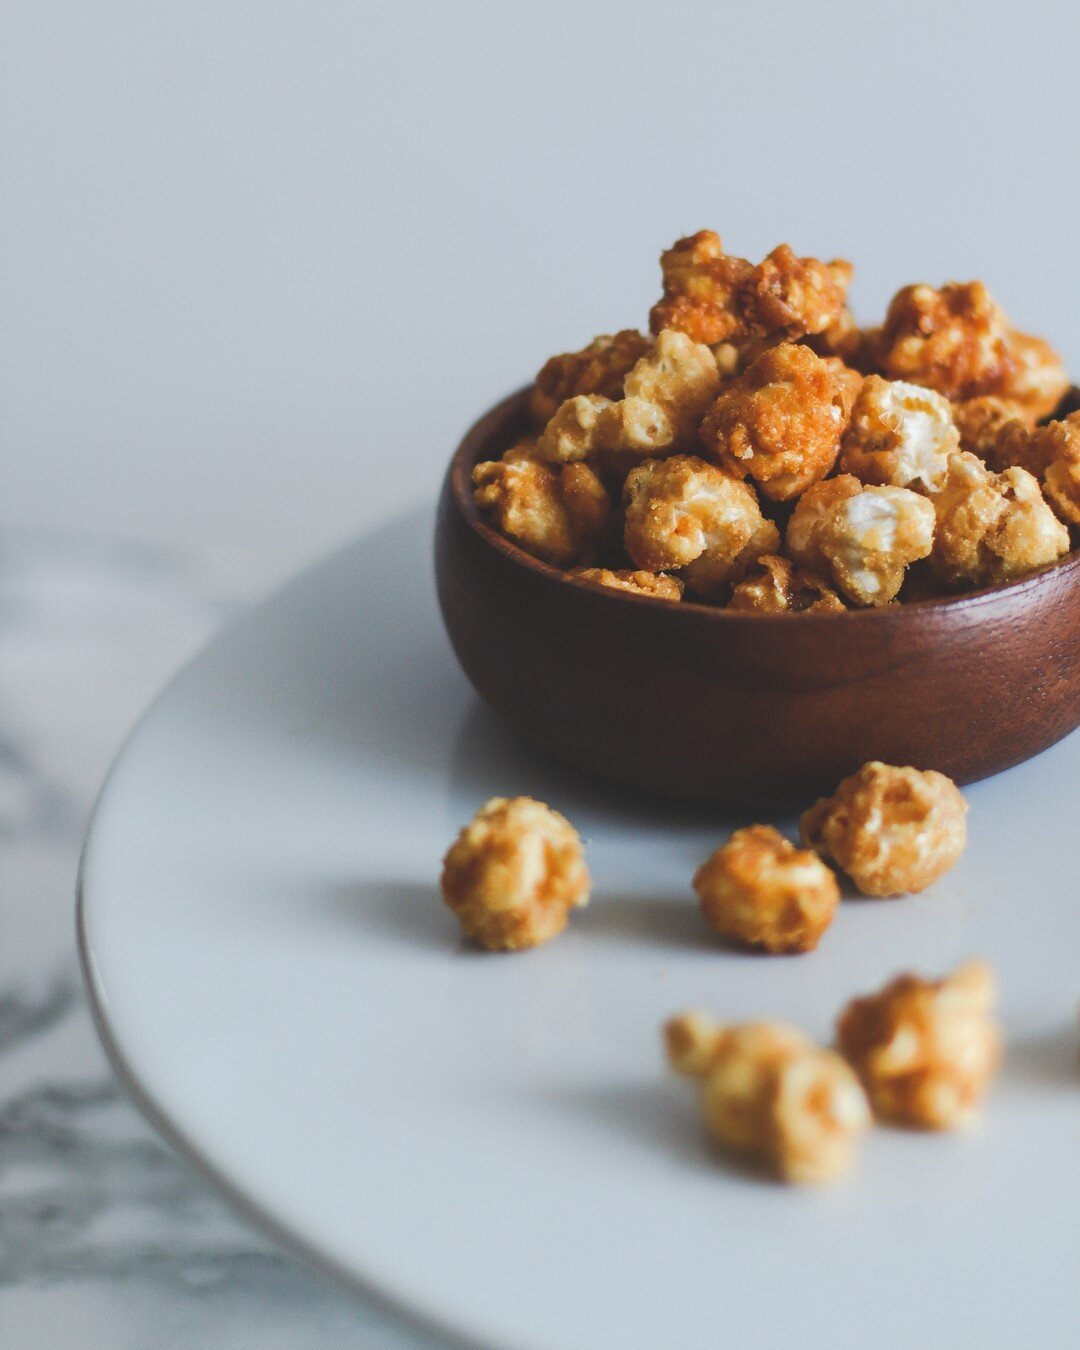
[535,394,612,464]
[822,356,865,421]
[870,281,1068,417]
[701,342,848,501]
[622,455,780,600]
[440,797,589,951]
[836,961,1001,1129]
[530,329,651,425]
[786,475,935,606]
[1044,450,1080,527]
[929,451,1069,589]
[987,411,1080,523]
[840,375,959,493]
[649,230,755,345]
[600,329,721,470]
[535,330,720,472]
[870,281,1016,402]
[1004,330,1070,422]
[650,231,852,350]
[801,761,967,897]
[740,246,852,344]
[728,554,846,614]
[664,1014,870,1183]
[568,566,684,601]
[473,445,610,567]
[953,395,1029,460]
[694,825,840,953]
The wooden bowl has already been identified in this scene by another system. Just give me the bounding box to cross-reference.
[435,389,1080,808]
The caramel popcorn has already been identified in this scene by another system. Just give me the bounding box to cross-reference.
[987,411,1080,526]
[870,281,1068,418]
[568,566,684,601]
[929,452,1069,589]
[740,246,852,344]
[800,761,967,897]
[664,1014,870,1183]
[483,233,1073,606]
[836,961,1001,1129]
[440,797,589,951]
[535,330,720,472]
[693,825,840,953]
[700,343,848,501]
[473,446,610,567]
[870,281,1016,402]
[600,329,721,469]
[952,395,1029,459]
[649,231,755,345]
[822,356,865,421]
[1005,330,1070,422]
[530,329,651,425]
[535,394,612,465]
[622,455,780,599]
[727,554,846,614]
[786,475,935,606]
[1044,448,1080,527]
[840,376,958,493]
[650,231,852,349]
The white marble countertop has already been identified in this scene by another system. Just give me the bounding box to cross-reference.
[0,532,443,1348]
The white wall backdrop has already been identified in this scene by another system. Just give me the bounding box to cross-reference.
[3,0,1078,579]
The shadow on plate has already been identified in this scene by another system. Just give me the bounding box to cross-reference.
[448,700,740,838]
[320,877,482,958]
[536,1079,784,1184]
[1001,1023,1080,1091]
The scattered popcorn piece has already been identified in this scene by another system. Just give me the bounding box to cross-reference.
[740,246,852,344]
[929,451,1069,589]
[700,343,848,501]
[728,554,846,614]
[649,230,755,345]
[664,1009,728,1077]
[786,475,935,606]
[1004,330,1070,422]
[836,960,1001,1129]
[473,446,610,567]
[870,281,1016,402]
[694,824,840,953]
[840,376,959,493]
[663,1014,870,1183]
[530,329,651,425]
[440,797,589,951]
[568,566,684,601]
[953,395,1029,460]
[800,761,967,897]
[622,455,780,600]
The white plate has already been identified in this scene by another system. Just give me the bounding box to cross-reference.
[79,506,1080,1350]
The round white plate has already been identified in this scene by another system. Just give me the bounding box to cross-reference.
[79,506,1080,1350]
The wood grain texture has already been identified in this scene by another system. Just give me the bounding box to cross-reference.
[435,389,1080,808]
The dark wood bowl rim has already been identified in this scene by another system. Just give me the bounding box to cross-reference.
[450,387,1080,624]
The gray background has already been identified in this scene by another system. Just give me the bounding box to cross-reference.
[3,0,1078,582]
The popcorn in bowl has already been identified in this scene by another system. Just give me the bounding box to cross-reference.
[473,231,1075,609]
